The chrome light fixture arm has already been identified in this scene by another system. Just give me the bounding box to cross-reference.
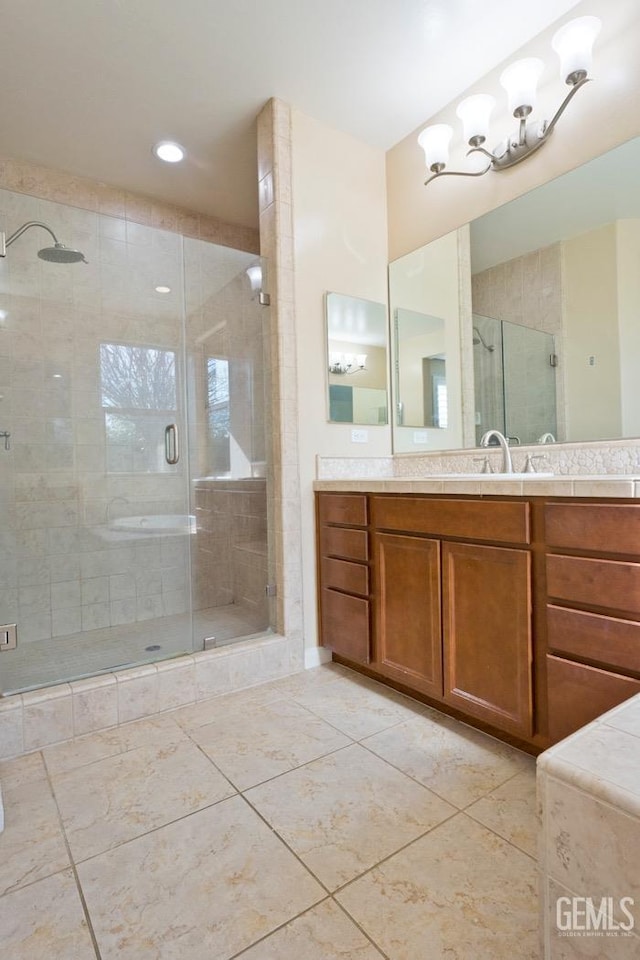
[424,163,491,187]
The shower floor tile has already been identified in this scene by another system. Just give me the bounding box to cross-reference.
[0,604,265,695]
[1,664,539,960]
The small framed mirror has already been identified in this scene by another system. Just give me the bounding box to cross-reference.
[325,292,389,425]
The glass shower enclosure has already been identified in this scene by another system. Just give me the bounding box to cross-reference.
[0,188,271,695]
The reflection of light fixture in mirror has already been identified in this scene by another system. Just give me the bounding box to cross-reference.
[329,352,367,375]
[155,285,171,294]
[418,15,601,186]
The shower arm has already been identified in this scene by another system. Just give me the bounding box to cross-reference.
[0,220,60,257]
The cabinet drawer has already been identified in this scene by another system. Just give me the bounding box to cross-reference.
[545,502,640,554]
[320,588,370,663]
[321,557,369,597]
[547,605,640,675]
[546,554,640,615]
[320,525,368,562]
[318,494,367,527]
[547,655,640,743]
[371,496,530,545]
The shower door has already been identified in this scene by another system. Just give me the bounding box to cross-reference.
[184,241,271,650]
[0,190,195,694]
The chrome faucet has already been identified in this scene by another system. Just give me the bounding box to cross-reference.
[537,432,556,444]
[480,429,513,474]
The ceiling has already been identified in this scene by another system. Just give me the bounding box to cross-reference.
[0,0,579,230]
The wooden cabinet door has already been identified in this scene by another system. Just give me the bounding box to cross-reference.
[373,533,442,699]
[442,542,533,738]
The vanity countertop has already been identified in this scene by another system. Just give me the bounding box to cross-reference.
[313,476,640,498]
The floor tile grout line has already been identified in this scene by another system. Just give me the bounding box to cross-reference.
[331,896,392,960]
[328,807,463,900]
[236,791,335,897]
[42,752,104,960]
[223,897,332,960]
[356,730,531,814]
[55,788,240,869]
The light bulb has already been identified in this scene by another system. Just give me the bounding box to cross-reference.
[500,58,544,118]
[152,141,186,163]
[355,354,367,370]
[456,94,496,147]
[552,16,601,85]
[417,124,453,172]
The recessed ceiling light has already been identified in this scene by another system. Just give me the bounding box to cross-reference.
[52,373,63,379]
[155,285,171,294]
[152,141,185,163]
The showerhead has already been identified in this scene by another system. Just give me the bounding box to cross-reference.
[1,220,88,264]
[38,243,87,264]
[472,325,495,352]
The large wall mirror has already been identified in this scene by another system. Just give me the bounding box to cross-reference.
[325,292,389,425]
[389,135,640,451]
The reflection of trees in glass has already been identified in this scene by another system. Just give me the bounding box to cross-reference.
[207,357,230,474]
[100,344,176,409]
[99,343,177,473]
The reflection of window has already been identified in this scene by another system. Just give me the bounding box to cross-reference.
[100,343,177,473]
[206,357,230,474]
[433,376,449,430]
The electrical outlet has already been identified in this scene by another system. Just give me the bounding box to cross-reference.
[351,429,368,443]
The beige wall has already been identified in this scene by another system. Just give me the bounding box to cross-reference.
[386,0,640,260]
[292,108,389,653]
[562,223,620,441]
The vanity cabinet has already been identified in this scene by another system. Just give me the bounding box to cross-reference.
[317,494,370,664]
[544,502,640,742]
[369,496,532,739]
[316,492,640,750]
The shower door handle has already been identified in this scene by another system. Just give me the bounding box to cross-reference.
[164,424,180,464]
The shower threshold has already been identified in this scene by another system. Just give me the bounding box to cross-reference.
[0,605,268,696]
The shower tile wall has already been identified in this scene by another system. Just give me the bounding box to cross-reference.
[192,480,268,630]
[472,242,565,440]
[0,188,190,650]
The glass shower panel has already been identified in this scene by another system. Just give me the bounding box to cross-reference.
[0,189,194,695]
[503,320,557,445]
[184,240,271,650]
[473,314,504,444]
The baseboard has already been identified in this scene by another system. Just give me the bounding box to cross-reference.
[304,646,332,669]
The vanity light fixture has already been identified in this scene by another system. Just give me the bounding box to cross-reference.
[418,15,601,186]
[152,141,186,163]
[329,352,367,375]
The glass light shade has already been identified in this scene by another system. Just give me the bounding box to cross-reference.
[355,354,367,369]
[417,124,453,171]
[456,94,496,146]
[552,16,601,83]
[246,264,263,292]
[500,58,544,116]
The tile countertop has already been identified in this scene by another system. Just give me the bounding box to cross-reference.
[313,476,640,498]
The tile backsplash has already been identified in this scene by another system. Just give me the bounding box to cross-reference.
[317,437,640,480]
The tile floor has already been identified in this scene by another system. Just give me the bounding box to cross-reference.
[0,663,539,960]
